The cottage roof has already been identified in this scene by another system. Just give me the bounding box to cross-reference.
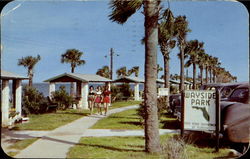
[1,70,28,80]
[44,73,112,83]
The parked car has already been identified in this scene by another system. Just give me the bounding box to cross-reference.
[172,82,247,120]
[200,82,247,98]
[220,83,249,153]
[169,94,181,114]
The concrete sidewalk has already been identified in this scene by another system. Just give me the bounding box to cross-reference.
[82,129,179,137]
[14,105,139,158]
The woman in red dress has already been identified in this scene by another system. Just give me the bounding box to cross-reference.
[94,86,103,115]
[102,85,111,116]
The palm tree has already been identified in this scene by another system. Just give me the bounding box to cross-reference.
[18,55,41,87]
[157,64,163,79]
[96,65,110,79]
[204,54,211,84]
[211,57,220,83]
[109,0,161,153]
[61,49,85,96]
[197,51,207,86]
[128,66,139,77]
[170,73,179,80]
[158,8,176,90]
[174,16,191,92]
[116,66,128,78]
[184,40,204,89]
[207,55,214,83]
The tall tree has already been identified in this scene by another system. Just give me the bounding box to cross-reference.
[157,64,163,79]
[158,8,176,90]
[211,57,220,83]
[128,66,140,77]
[18,55,41,87]
[61,49,85,95]
[184,40,204,89]
[174,16,191,92]
[96,65,110,78]
[207,55,214,83]
[197,51,207,86]
[204,54,211,84]
[116,66,128,78]
[109,0,161,153]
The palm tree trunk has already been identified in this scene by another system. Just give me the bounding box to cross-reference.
[200,67,203,86]
[192,63,196,89]
[143,0,160,153]
[213,69,216,83]
[209,69,212,83]
[70,67,75,97]
[205,67,208,84]
[28,69,33,87]
[180,44,185,92]
[163,56,170,108]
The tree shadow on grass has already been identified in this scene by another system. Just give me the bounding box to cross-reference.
[76,143,145,153]
[108,116,140,120]
[172,132,231,149]
[55,112,89,116]
[40,136,144,153]
[119,121,142,126]
[161,119,181,130]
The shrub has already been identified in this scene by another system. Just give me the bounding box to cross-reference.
[111,84,133,101]
[51,86,75,110]
[170,85,178,94]
[137,97,167,125]
[161,136,188,159]
[22,86,48,115]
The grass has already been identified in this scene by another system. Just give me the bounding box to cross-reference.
[110,101,142,109]
[12,109,90,130]
[67,134,231,159]
[12,101,141,131]
[91,109,179,129]
[6,138,39,157]
[91,109,142,129]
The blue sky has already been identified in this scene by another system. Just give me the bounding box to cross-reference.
[1,0,249,82]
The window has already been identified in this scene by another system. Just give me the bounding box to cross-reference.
[230,88,249,99]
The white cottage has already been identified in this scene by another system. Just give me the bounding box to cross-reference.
[1,70,28,127]
[44,73,112,109]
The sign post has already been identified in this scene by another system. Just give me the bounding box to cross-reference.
[215,89,221,152]
[181,89,220,151]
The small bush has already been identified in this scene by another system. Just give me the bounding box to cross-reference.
[161,136,188,159]
[22,86,48,115]
[111,84,133,101]
[51,86,75,110]
[137,97,167,125]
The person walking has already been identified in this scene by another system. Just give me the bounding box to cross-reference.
[88,85,95,115]
[102,85,111,116]
[94,86,103,115]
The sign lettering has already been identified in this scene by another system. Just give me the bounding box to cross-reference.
[184,90,216,131]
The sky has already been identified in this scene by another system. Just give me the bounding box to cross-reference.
[1,0,249,83]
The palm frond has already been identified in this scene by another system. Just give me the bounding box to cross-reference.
[108,0,143,24]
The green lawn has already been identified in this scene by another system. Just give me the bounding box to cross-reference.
[6,138,39,157]
[110,101,142,109]
[12,109,90,130]
[67,135,231,159]
[91,108,180,129]
[12,101,141,131]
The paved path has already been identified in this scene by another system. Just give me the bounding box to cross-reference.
[13,105,139,158]
[2,105,181,158]
[82,129,179,137]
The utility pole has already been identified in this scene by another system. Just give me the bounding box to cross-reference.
[105,48,119,80]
